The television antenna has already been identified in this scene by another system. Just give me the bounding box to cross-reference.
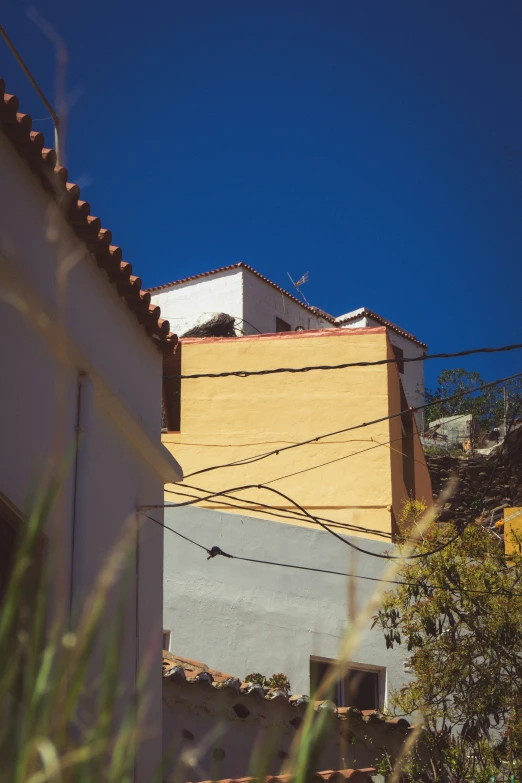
[287,271,310,305]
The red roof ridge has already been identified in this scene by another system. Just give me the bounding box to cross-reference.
[180,326,386,344]
[147,263,337,323]
[335,307,427,350]
[189,769,377,783]
[0,77,177,354]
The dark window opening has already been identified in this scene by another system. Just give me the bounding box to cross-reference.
[310,658,382,710]
[0,497,19,605]
[163,344,182,432]
[275,317,291,332]
[392,345,404,374]
[399,383,415,499]
[401,412,415,497]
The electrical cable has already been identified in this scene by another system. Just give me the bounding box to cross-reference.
[139,511,522,597]
[145,481,454,560]
[168,485,399,542]
[261,434,430,486]
[169,480,423,543]
[182,371,522,480]
[149,396,522,562]
[164,342,522,380]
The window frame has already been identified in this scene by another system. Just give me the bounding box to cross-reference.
[310,655,385,710]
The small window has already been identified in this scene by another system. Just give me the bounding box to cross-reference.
[310,657,383,710]
[163,344,182,432]
[392,345,404,374]
[162,630,171,650]
[275,317,291,332]
[399,383,415,499]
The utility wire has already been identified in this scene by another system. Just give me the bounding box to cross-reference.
[143,481,461,561]
[169,482,419,543]
[139,511,522,597]
[261,434,429,486]
[169,486,397,541]
[164,342,522,380]
[148,397,522,563]
[183,371,522,480]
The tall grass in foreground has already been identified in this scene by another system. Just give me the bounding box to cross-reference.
[1,477,458,783]
[0,481,152,783]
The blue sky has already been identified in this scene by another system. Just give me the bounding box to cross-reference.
[2,0,522,389]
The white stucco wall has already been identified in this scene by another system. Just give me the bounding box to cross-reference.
[163,506,410,703]
[338,314,425,429]
[151,267,333,337]
[0,129,180,782]
[241,268,332,334]
[151,269,245,336]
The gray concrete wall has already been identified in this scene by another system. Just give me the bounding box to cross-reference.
[163,506,410,702]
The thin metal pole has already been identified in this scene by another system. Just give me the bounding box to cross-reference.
[0,24,61,165]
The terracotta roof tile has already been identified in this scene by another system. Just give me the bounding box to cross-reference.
[162,653,410,731]
[0,77,177,355]
[189,769,377,783]
[335,308,427,350]
[147,263,337,323]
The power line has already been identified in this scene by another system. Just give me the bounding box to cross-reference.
[169,483,406,542]
[139,511,522,597]
[144,481,459,561]
[164,342,522,380]
[261,434,429,486]
[183,371,522,480]
[149,400,521,563]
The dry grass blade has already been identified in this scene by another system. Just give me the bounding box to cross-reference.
[284,477,458,783]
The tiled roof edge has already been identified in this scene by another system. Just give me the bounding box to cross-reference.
[147,263,337,323]
[189,768,378,783]
[335,308,427,350]
[162,654,410,730]
[0,77,177,355]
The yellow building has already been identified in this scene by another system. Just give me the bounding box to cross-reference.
[162,326,431,540]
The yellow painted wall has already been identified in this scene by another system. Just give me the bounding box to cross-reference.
[163,327,431,539]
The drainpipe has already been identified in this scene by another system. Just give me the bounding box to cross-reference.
[69,373,93,625]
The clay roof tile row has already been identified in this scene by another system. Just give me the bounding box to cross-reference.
[147,263,337,323]
[0,78,177,354]
[335,308,427,350]
[190,769,377,783]
[162,653,410,730]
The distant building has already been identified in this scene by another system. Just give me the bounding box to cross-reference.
[149,264,426,419]
[422,414,474,449]
[148,262,334,337]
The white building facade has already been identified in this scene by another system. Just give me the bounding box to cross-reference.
[0,82,182,782]
[148,263,334,336]
[150,265,427,419]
